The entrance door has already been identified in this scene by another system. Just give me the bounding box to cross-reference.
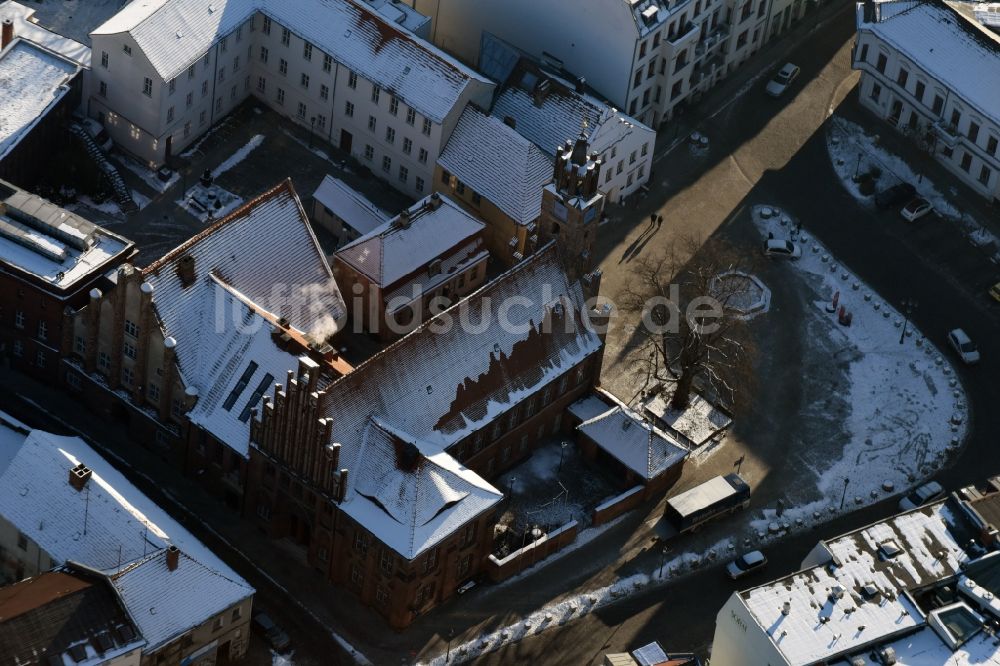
[340,129,353,154]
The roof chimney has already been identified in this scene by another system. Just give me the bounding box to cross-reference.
[166,545,180,571]
[781,601,791,616]
[503,115,517,130]
[428,192,442,210]
[575,76,587,93]
[1,18,13,50]
[862,0,877,23]
[176,254,196,287]
[533,79,551,107]
[396,209,411,229]
[69,463,92,491]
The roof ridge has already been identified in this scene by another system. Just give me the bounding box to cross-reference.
[142,178,295,275]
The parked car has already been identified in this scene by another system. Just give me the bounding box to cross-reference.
[726,551,767,579]
[81,118,113,152]
[252,611,291,653]
[762,238,802,260]
[900,197,933,221]
[898,481,946,511]
[765,63,800,97]
[875,183,916,209]
[989,281,1000,303]
[947,328,980,365]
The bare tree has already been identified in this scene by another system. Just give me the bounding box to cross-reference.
[617,234,757,414]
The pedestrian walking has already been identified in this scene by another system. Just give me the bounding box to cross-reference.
[656,215,663,229]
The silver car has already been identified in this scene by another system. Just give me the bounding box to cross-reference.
[727,550,767,579]
[766,63,800,97]
[762,238,802,260]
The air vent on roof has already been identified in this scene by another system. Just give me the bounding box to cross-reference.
[877,647,897,665]
[850,657,866,666]
[829,584,845,601]
[208,3,216,13]
[176,30,183,39]
[781,601,791,616]
[622,418,633,432]
[878,540,903,561]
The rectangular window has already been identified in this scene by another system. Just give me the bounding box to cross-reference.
[263,16,271,34]
[870,82,881,102]
[859,43,868,63]
[353,532,369,555]
[276,88,285,105]
[987,136,998,156]
[368,115,376,131]
[932,94,944,115]
[317,114,326,130]
[441,169,451,184]
[979,165,991,186]
[236,25,243,41]
[301,73,309,88]
[99,81,108,97]
[122,367,134,387]
[382,155,391,172]
[142,77,153,97]
[422,118,432,136]
[202,81,208,97]
[36,350,46,369]
[101,51,109,68]
[260,46,269,63]
[344,101,354,117]
[960,152,972,172]
[398,165,408,182]
[375,585,389,606]
[186,92,193,108]
[951,109,962,127]
[385,127,395,144]
[896,68,908,87]
[12,340,22,358]
[323,53,333,72]
[238,372,274,422]
[364,144,374,160]
[379,549,394,575]
[148,384,160,401]
[281,27,290,46]
[415,176,424,192]
[123,44,132,56]
[406,108,416,126]
[279,58,287,75]
[257,76,266,93]
[184,121,191,137]
[217,66,226,82]
[389,96,399,115]
[99,351,110,371]
[17,532,27,550]
[74,336,85,355]
[968,122,980,144]
[348,71,357,88]
[876,53,887,73]
[371,85,381,104]
[633,70,642,89]
[402,137,412,154]
[914,80,925,103]
[418,148,428,164]
[167,106,174,123]
[297,102,307,118]
[233,55,240,71]
[303,42,313,60]
[188,64,196,79]
[320,83,329,100]
[123,341,137,360]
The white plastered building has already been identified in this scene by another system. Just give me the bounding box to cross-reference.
[87,0,495,198]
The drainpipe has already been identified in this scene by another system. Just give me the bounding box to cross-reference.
[328,60,340,144]
[208,40,221,127]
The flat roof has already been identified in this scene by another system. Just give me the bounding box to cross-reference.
[0,39,80,163]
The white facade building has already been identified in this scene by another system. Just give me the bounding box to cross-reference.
[87,0,494,198]
[853,0,1000,203]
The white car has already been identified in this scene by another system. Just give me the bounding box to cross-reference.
[901,197,933,222]
[765,63,800,97]
[898,481,945,511]
[947,328,980,364]
[762,238,802,260]
[81,118,113,152]
[727,551,767,579]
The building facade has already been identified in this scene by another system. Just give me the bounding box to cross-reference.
[244,243,609,629]
[853,0,1000,203]
[310,174,389,249]
[0,181,134,383]
[88,0,494,198]
[333,192,489,338]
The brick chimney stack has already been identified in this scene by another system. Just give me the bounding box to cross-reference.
[69,463,92,492]
[1,18,13,50]
[166,545,180,571]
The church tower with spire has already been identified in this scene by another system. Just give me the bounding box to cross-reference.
[537,129,605,284]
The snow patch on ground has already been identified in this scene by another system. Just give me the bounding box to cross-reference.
[272,652,295,666]
[131,190,151,211]
[420,537,735,665]
[827,116,1000,255]
[116,154,180,194]
[212,134,265,178]
[753,204,967,506]
[72,196,122,218]
[176,185,243,224]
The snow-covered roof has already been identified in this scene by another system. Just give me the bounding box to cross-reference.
[142,180,346,456]
[833,626,1000,665]
[110,548,252,651]
[319,244,603,558]
[859,1,1000,127]
[738,502,968,665]
[0,412,253,651]
[0,185,132,292]
[576,391,687,480]
[438,105,553,225]
[91,0,492,123]
[345,418,502,560]
[312,175,389,239]
[335,192,484,287]
[0,39,80,163]
[0,1,91,66]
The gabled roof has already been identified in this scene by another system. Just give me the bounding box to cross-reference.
[438,105,553,225]
[0,569,145,666]
[317,244,602,558]
[142,180,346,455]
[344,418,502,560]
[0,412,253,652]
[334,192,484,287]
[91,0,493,123]
[574,390,688,480]
[110,548,252,651]
[859,0,1000,127]
[312,175,389,238]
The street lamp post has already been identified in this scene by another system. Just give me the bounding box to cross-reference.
[506,476,516,506]
[840,477,850,510]
[899,298,918,345]
[309,116,316,149]
[558,441,569,472]
[658,545,670,578]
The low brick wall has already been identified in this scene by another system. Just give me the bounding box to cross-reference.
[592,486,645,526]
[485,521,579,582]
